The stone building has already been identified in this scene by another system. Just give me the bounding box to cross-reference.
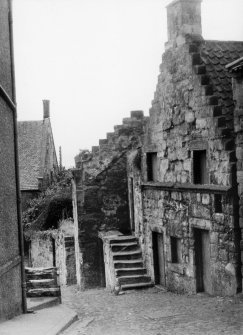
[73,111,148,289]
[226,57,243,292]
[0,0,26,320]
[73,0,243,296]
[128,0,243,295]
[18,100,58,210]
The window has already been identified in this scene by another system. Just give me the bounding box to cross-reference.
[147,152,158,181]
[193,150,207,184]
[171,237,182,263]
[214,194,222,213]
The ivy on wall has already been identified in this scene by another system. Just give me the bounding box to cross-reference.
[23,169,73,232]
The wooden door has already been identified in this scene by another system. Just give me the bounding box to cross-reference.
[195,229,211,293]
[153,232,166,286]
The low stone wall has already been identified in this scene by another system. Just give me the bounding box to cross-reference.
[29,222,76,286]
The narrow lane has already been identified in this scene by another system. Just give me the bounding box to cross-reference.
[62,286,243,335]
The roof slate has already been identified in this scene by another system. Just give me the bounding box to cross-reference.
[18,121,44,190]
[200,40,243,119]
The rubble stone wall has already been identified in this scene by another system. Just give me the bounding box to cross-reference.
[128,40,241,295]
[233,73,243,289]
[74,112,148,288]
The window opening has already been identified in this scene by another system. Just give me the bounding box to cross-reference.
[171,237,182,263]
[193,150,207,184]
[214,194,222,213]
[147,152,158,182]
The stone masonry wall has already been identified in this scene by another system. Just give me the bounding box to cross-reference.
[74,111,148,289]
[128,39,241,295]
[0,0,23,320]
[231,70,243,289]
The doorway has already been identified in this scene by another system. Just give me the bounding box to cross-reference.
[98,238,106,287]
[130,177,135,232]
[152,231,166,286]
[194,229,211,293]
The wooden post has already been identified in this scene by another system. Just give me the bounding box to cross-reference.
[71,178,83,290]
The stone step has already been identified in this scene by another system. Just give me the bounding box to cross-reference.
[116,268,147,277]
[27,279,56,289]
[188,44,198,54]
[195,65,206,75]
[109,235,137,244]
[121,281,153,290]
[192,53,202,66]
[114,260,144,269]
[111,242,138,252]
[111,242,137,247]
[113,249,142,261]
[25,267,57,280]
[118,275,151,285]
[26,273,53,280]
[27,287,61,298]
[27,296,61,311]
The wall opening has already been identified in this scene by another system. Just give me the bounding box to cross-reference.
[193,150,207,184]
[147,152,158,182]
[170,237,182,263]
[152,231,166,286]
[52,238,56,267]
[214,194,222,213]
[65,236,77,285]
[194,229,211,293]
[98,238,106,287]
[130,177,135,232]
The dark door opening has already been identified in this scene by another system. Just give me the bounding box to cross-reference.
[194,229,211,293]
[52,238,56,267]
[65,236,77,285]
[152,232,166,286]
[98,238,106,287]
[130,177,135,232]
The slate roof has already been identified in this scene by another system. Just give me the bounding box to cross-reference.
[200,40,243,120]
[18,121,45,190]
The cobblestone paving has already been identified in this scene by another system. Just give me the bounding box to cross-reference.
[61,286,243,335]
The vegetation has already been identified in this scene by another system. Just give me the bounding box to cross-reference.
[23,169,73,234]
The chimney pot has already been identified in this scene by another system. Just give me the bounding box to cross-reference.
[43,100,50,119]
[166,0,202,48]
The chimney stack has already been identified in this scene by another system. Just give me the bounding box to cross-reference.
[166,0,202,49]
[43,99,50,119]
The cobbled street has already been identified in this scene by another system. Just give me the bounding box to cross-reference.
[61,286,243,335]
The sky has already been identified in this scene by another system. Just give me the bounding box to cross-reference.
[12,0,243,168]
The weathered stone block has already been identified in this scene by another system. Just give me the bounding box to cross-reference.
[189,218,211,230]
[210,232,218,244]
[236,147,243,160]
[185,111,195,123]
[191,204,211,219]
[202,194,210,205]
[196,118,207,129]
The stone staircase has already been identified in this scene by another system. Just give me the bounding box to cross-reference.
[110,235,153,290]
[26,267,61,299]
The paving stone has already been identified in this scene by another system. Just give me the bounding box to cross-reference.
[61,286,243,335]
